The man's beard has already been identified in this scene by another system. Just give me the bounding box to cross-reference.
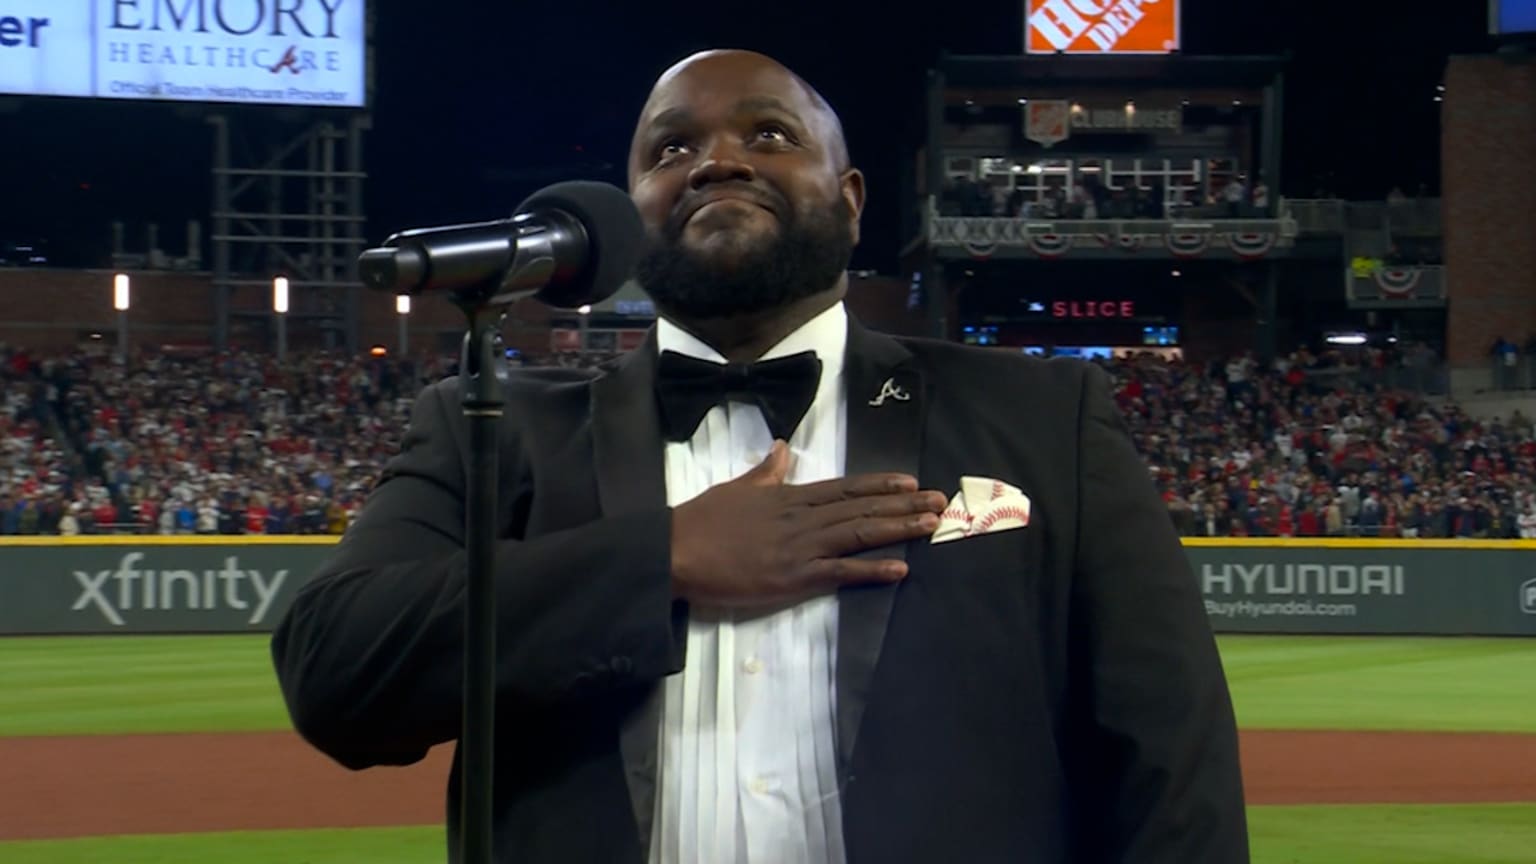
[634,199,854,320]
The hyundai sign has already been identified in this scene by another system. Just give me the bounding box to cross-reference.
[0,1,366,108]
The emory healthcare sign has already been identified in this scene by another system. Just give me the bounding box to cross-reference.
[1026,0,1180,54]
[0,0,365,107]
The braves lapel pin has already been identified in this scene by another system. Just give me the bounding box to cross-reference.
[869,377,911,407]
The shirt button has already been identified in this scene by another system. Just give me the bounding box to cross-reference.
[742,657,763,675]
[748,776,769,795]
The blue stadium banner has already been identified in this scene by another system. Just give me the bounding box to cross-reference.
[0,0,367,107]
[1,537,1534,636]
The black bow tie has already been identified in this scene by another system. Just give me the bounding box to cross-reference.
[655,349,823,443]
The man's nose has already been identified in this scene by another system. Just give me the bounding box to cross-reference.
[687,138,756,189]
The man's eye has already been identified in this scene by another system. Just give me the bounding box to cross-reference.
[656,139,690,162]
[756,125,791,144]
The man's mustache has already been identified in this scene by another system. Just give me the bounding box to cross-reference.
[663,183,790,236]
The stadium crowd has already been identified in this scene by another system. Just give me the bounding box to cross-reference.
[2,341,1534,539]
[0,345,452,537]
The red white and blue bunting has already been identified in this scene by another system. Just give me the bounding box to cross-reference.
[1227,232,1277,261]
[1373,268,1422,297]
[929,218,1294,261]
[1025,233,1073,259]
[1165,233,1211,258]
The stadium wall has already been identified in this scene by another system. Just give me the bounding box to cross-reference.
[1,537,1533,637]
[0,269,935,354]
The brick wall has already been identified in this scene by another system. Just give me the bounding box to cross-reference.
[1443,53,1536,366]
[0,269,215,350]
[0,268,556,356]
[0,268,950,356]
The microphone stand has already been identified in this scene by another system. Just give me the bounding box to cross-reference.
[453,297,505,864]
[356,179,644,864]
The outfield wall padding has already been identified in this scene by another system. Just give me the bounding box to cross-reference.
[1,538,1533,636]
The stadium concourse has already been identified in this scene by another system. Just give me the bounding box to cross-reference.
[2,341,1534,540]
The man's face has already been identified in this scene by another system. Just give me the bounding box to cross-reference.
[627,53,864,320]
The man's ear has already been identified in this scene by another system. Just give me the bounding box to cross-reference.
[840,168,866,245]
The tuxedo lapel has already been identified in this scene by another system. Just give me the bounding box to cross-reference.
[589,331,670,854]
[836,318,924,783]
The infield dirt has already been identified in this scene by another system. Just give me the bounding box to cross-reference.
[4,729,1535,840]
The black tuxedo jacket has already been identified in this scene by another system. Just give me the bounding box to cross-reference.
[271,318,1248,863]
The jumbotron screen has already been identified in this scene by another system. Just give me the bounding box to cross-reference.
[1492,0,1536,35]
[1025,0,1180,54]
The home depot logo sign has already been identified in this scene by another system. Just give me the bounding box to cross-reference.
[1026,0,1180,54]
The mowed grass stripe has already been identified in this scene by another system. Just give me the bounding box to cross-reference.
[1247,803,1536,864]
[8,666,271,689]
[5,634,1536,737]
[1218,636,1536,733]
[0,827,443,864]
[1221,636,1534,680]
[0,635,290,736]
[1,635,269,662]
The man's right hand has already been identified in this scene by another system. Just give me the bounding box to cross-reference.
[670,441,949,608]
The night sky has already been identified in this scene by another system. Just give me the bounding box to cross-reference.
[3,0,1494,272]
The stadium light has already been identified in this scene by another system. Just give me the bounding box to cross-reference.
[396,295,411,354]
[113,273,130,362]
[272,276,290,361]
[577,304,592,315]
[1326,332,1368,346]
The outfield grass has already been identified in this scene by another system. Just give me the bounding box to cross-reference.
[0,827,443,864]
[0,635,290,736]
[1218,635,1536,733]
[4,806,1532,863]
[1247,803,1536,863]
[4,633,1534,737]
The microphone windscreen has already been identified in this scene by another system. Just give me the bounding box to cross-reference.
[516,181,644,309]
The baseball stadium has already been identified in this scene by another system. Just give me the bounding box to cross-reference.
[4,0,1536,861]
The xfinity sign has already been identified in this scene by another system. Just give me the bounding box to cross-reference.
[0,0,366,107]
[72,551,290,626]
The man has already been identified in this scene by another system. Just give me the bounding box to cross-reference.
[271,50,1248,863]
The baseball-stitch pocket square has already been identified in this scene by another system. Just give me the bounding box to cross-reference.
[931,475,1032,545]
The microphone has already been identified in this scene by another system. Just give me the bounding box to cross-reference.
[357,180,644,309]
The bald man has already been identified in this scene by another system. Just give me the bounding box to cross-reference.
[272,50,1249,864]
